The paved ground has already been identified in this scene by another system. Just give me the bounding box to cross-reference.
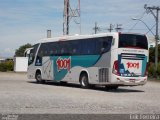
[0,72,160,114]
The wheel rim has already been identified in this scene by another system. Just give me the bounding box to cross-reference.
[81,76,87,87]
[36,74,41,81]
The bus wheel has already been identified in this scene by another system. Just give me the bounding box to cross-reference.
[35,72,45,84]
[80,73,89,89]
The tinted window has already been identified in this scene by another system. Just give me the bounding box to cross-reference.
[81,38,97,55]
[49,42,58,55]
[28,44,39,65]
[96,37,113,54]
[119,34,148,50]
[58,41,71,55]
[37,43,49,57]
[70,36,112,55]
[69,40,82,55]
[36,36,113,57]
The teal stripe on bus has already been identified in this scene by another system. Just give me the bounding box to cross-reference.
[50,55,100,81]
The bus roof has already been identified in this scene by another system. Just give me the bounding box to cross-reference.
[35,32,147,44]
[38,32,118,44]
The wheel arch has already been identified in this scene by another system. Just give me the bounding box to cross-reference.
[35,68,42,79]
[79,69,89,83]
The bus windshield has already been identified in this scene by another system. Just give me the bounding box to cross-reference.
[28,44,39,65]
[119,34,148,50]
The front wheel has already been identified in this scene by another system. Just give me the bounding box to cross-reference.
[35,72,45,84]
[80,74,89,89]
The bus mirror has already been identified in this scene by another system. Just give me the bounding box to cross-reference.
[112,38,115,45]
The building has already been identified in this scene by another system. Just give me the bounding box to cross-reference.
[148,36,160,48]
[0,57,5,63]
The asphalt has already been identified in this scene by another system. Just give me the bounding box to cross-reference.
[0,72,160,119]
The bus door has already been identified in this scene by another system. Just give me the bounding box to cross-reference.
[41,56,54,80]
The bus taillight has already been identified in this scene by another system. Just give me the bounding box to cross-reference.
[112,60,120,76]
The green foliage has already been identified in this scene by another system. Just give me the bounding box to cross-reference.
[149,47,155,63]
[148,62,156,77]
[0,62,7,72]
[148,62,160,79]
[149,44,160,63]
[6,60,14,71]
[157,62,160,76]
[149,44,160,79]
[0,60,14,72]
[15,43,32,57]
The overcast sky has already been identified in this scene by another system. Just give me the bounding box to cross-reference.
[0,0,160,57]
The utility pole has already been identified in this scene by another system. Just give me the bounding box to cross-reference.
[115,24,122,32]
[108,24,114,32]
[93,22,99,34]
[63,0,69,35]
[63,0,81,35]
[144,4,160,71]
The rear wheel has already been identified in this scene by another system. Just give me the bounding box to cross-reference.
[80,73,89,89]
[35,72,45,84]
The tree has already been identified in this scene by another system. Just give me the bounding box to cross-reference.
[15,43,32,57]
[149,44,160,63]
[149,47,155,63]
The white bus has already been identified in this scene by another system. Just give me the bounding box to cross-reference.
[27,32,149,89]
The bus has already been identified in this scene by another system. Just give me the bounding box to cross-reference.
[27,32,149,89]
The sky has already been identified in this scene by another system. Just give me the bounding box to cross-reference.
[0,0,160,57]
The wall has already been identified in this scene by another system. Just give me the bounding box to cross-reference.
[14,57,28,72]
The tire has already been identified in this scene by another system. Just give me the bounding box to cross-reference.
[80,73,89,89]
[35,72,45,84]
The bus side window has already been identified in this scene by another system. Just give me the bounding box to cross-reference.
[50,50,54,56]
[80,39,96,55]
[97,37,112,54]
[44,50,48,56]
[51,43,58,56]
[58,41,71,56]
[73,48,77,54]
[70,40,80,55]
[101,41,108,53]
[61,48,64,54]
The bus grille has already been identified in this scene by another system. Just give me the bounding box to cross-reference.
[99,68,109,82]
[121,53,145,60]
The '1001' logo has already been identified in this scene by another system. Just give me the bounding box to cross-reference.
[56,57,71,72]
[127,62,139,69]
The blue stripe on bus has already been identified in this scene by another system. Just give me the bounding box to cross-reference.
[50,55,100,81]
[142,56,147,76]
